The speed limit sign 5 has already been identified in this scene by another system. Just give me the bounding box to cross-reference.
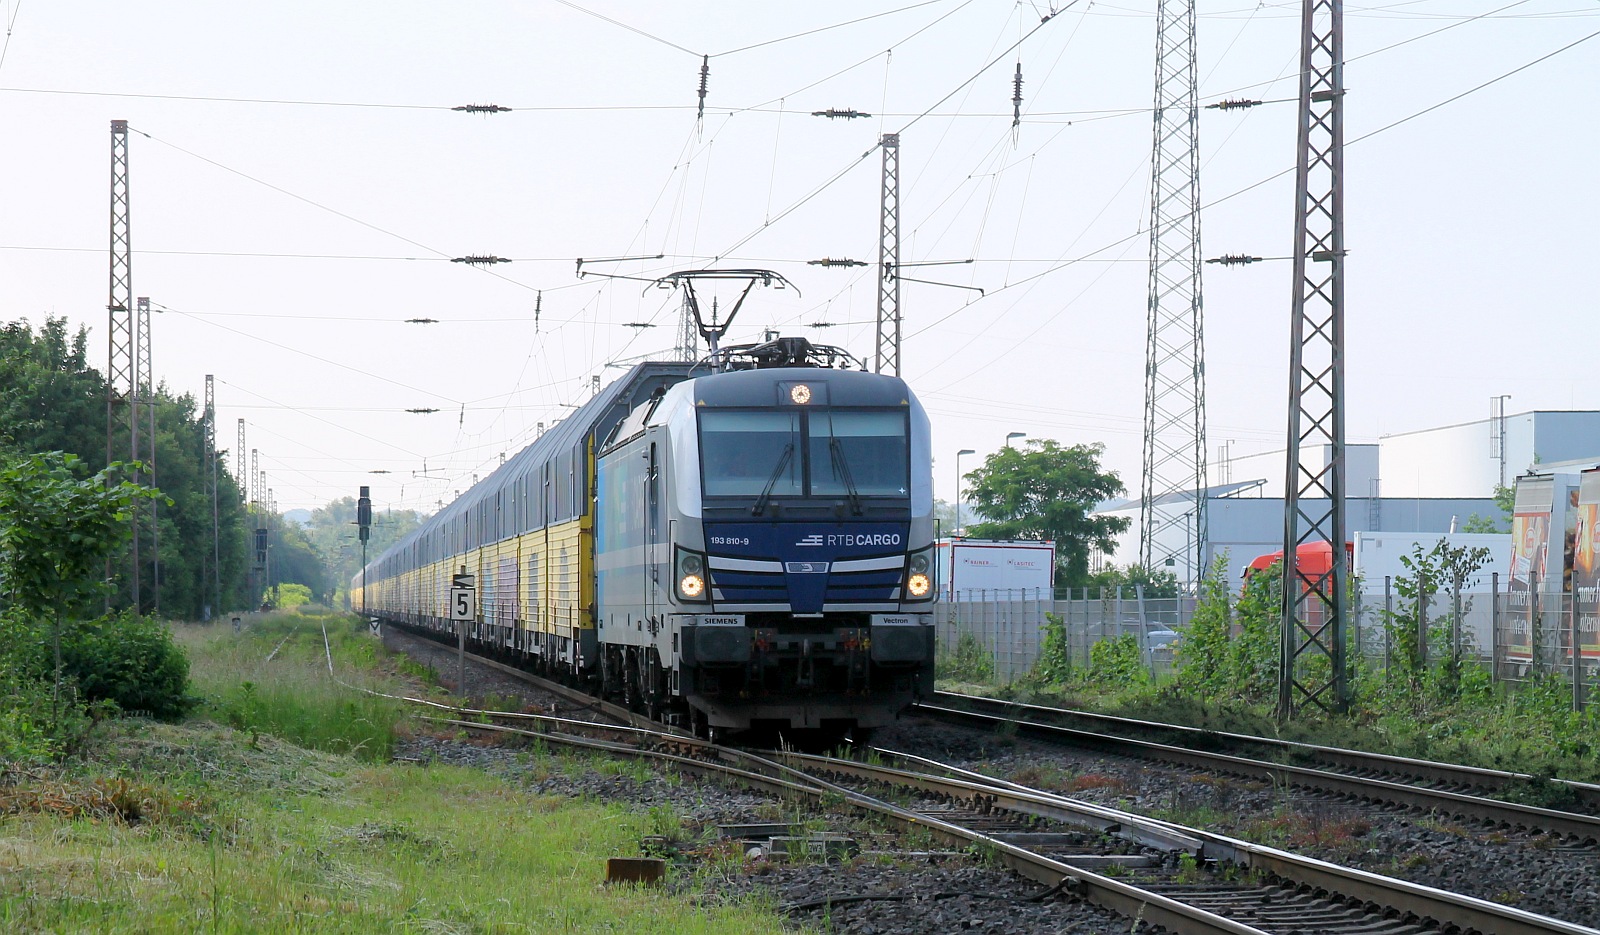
[450,587,476,621]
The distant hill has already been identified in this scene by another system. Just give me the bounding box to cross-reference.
[283,508,313,528]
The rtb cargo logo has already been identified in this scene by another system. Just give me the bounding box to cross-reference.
[796,533,902,547]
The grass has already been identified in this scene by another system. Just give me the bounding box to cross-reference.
[2,722,783,933]
[176,612,417,762]
[1,609,789,933]
[948,673,1600,786]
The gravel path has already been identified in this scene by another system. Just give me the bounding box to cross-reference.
[875,714,1600,927]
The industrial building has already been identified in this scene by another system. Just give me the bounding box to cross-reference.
[1091,409,1600,585]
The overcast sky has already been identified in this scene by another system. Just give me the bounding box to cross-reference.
[2,1,1595,515]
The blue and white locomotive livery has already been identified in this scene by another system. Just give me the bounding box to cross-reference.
[354,336,937,739]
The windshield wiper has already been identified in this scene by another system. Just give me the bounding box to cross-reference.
[752,444,794,516]
[829,437,864,516]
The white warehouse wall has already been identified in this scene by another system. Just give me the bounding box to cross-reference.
[1380,411,1600,499]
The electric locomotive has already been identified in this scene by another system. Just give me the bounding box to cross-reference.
[595,336,936,738]
[354,334,936,741]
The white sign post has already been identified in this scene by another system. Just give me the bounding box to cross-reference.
[450,572,475,696]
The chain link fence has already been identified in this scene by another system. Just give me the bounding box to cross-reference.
[938,577,1598,710]
[936,586,1194,683]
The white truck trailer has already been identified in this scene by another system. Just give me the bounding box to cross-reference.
[935,538,1056,601]
[1352,531,1510,593]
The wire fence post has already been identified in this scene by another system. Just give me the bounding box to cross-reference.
[1417,586,1429,670]
[1351,585,1361,665]
[1490,571,1500,685]
[1572,592,1584,712]
[1451,578,1463,684]
[1532,570,1543,676]
[1137,584,1156,679]
[1383,575,1393,676]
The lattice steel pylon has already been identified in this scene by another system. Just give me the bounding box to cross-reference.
[137,296,159,615]
[1279,0,1348,718]
[205,375,220,617]
[106,119,139,612]
[675,289,699,362]
[873,133,902,377]
[238,419,249,608]
[1139,0,1208,583]
[251,448,263,607]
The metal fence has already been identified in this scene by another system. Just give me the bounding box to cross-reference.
[937,586,1194,683]
[937,578,1599,709]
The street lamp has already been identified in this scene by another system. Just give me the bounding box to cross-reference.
[1005,432,1026,448]
[955,449,976,536]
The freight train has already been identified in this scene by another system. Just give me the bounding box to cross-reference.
[352,335,937,741]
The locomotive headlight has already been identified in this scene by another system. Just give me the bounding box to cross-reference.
[676,547,710,603]
[904,547,935,602]
[789,383,812,405]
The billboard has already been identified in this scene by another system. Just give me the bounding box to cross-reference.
[1576,470,1600,658]
[936,538,1055,599]
[1506,477,1553,661]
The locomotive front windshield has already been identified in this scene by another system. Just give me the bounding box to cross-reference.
[699,409,909,499]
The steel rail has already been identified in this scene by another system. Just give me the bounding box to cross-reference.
[779,747,1599,935]
[425,715,1270,934]
[383,620,694,736]
[934,690,1600,810]
[920,701,1600,842]
[385,631,1594,931]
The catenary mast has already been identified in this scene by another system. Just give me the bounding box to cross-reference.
[1138,0,1208,585]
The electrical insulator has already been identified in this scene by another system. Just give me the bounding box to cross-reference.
[1205,98,1262,111]
[697,54,710,122]
[1012,62,1024,127]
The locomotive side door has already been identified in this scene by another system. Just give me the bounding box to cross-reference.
[645,440,661,630]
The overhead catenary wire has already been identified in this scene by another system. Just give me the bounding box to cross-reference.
[64,1,1584,515]
[902,20,1600,376]
[127,126,580,297]
[161,304,462,406]
[0,0,22,74]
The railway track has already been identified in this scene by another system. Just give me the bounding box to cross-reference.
[923,691,1600,842]
[379,632,1597,934]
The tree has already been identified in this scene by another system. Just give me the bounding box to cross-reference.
[1085,563,1180,598]
[305,496,425,603]
[0,451,163,714]
[0,319,108,472]
[0,317,255,617]
[1460,484,1515,534]
[962,439,1131,588]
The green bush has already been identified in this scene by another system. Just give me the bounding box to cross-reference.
[1030,612,1071,684]
[939,631,995,683]
[0,609,90,763]
[1086,634,1146,687]
[272,582,314,608]
[1175,556,1232,697]
[59,613,195,720]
